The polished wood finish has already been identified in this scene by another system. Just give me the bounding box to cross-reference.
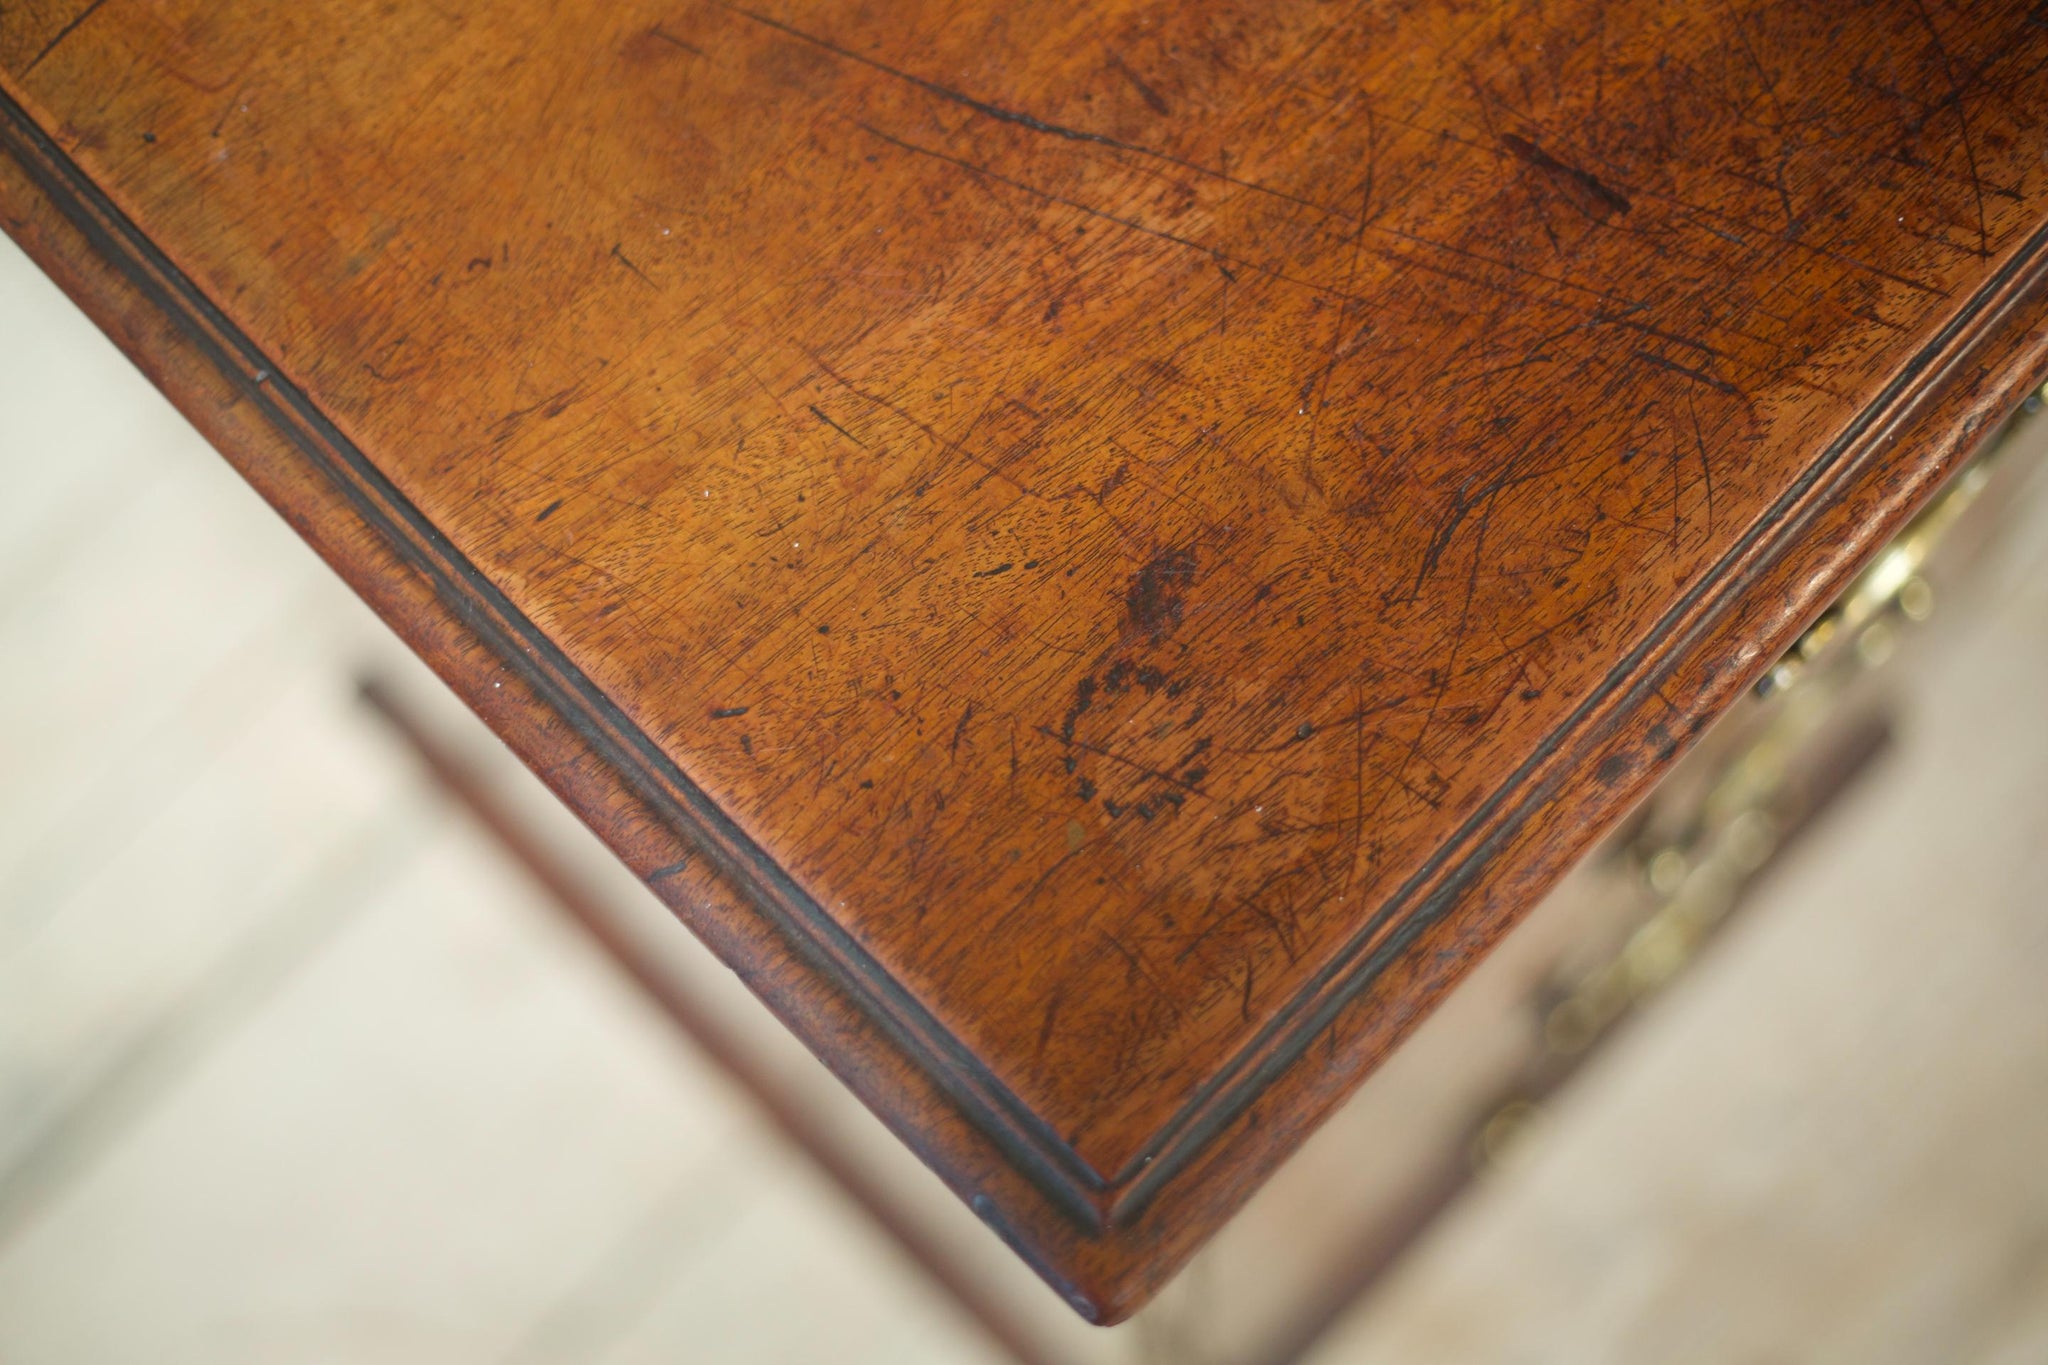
[4,0,2046,1321]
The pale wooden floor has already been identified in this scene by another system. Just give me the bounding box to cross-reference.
[3,229,2046,1364]
[0,234,1004,1365]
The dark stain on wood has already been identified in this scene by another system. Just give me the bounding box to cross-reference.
[1124,548,1197,644]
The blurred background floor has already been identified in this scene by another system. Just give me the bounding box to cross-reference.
[2,229,2046,1365]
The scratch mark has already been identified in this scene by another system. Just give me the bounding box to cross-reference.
[1408,457,1557,598]
[1908,0,1990,257]
[1499,132,1632,219]
[648,24,706,57]
[807,403,868,448]
[1301,107,1381,469]
[1377,100,1942,300]
[720,2,1341,221]
[1684,388,1717,536]
[1596,313,1724,359]
[609,242,655,287]
[1035,989,1064,1062]
[1100,931,1163,991]
[1107,51,1171,115]
[1634,349,1741,396]
[23,0,109,75]
[853,122,1258,287]
[1347,681,1369,894]
[805,344,1037,497]
[1239,897,1299,965]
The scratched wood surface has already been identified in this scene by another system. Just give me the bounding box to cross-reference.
[4,0,2047,1321]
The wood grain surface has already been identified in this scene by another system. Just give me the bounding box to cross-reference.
[4,0,2046,1321]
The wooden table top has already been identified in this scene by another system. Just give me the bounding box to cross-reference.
[5,0,2045,1322]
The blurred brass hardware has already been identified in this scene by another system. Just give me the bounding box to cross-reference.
[1467,385,2048,1169]
[1545,812,1769,1061]
[1471,1100,1544,1171]
[1472,704,1894,1173]
[1755,383,2042,697]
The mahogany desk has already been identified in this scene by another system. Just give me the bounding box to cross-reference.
[4,0,2045,1325]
